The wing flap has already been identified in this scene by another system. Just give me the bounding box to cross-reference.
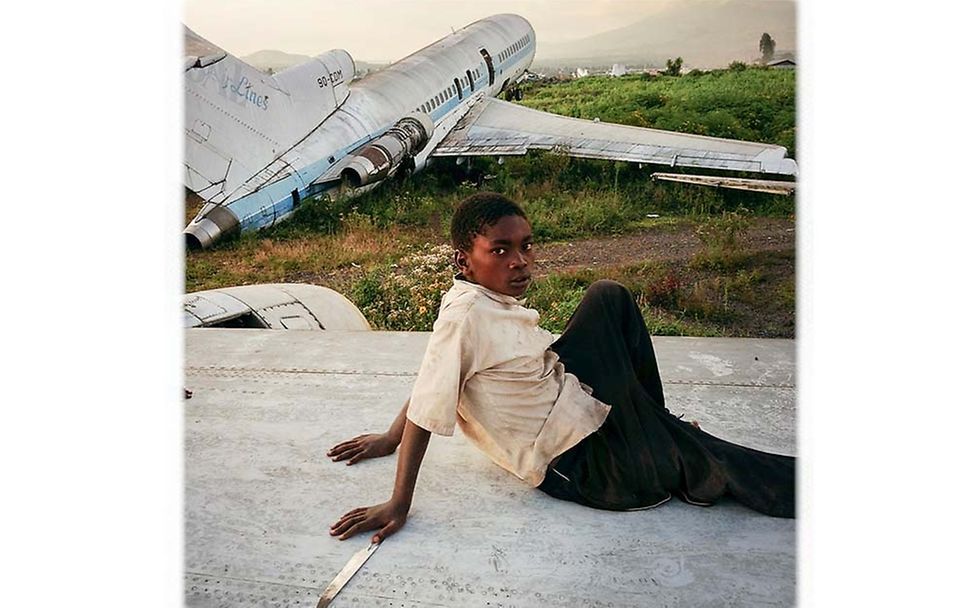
[651,172,796,195]
[433,98,797,176]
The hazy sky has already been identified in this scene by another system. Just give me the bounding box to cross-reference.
[184,0,791,62]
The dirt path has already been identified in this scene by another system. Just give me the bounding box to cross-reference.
[313,217,795,291]
[534,217,795,276]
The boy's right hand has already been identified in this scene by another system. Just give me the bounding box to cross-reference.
[327,433,397,465]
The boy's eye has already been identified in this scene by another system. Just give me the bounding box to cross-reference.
[524,242,533,251]
[492,248,507,255]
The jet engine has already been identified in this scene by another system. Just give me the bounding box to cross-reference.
[340,113,434,188]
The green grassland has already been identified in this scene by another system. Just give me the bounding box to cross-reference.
[185,66,797,337]
[519,68,795,157]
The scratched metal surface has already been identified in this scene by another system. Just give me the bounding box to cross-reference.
[185,329,795,607]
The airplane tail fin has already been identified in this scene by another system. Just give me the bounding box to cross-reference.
[183,26,354,204]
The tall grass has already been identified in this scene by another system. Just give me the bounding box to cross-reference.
[520,68,796,157]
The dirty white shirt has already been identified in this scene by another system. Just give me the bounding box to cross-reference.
[406,278,611,486]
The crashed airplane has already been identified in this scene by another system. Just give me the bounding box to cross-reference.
[184,14,798,249]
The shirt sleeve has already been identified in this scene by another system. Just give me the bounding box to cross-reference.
[407,306,479,436]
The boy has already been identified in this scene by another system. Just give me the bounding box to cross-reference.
[328,193,794,543]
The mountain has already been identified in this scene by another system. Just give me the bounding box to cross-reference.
[536,0,796,69]
[241,49,389,76]
[241,49,312,73]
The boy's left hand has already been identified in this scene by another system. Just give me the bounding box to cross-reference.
[327,433,397,465]
[330,500,408,542]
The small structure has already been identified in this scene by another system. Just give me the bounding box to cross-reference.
[573,67,589,78]
[610,63,627,77]
[766,57,796,69]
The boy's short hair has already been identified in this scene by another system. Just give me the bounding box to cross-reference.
[451,192,527,252]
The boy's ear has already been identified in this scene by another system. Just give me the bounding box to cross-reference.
[453,250,468,269]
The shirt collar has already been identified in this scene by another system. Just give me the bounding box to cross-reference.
[453,274,525,306]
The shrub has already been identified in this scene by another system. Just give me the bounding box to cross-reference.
[644,271,682,307]
[681,277,732,322]
[692,210,752,269]
[349,244,455,330]
[524,275,588,333]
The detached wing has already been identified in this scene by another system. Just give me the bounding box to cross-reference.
[433,97,797,176]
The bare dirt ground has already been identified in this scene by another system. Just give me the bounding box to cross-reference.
[534,217,795,277]
[314,216,795,289]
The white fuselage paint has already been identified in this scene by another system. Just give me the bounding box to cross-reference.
[189,14,535,241]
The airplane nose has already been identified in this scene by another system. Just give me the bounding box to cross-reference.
[184,205,240,250]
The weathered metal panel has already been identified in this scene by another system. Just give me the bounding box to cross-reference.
[273,283,371,331]
[652,172,797,195]
[183,284,371,331]
[182,292,252,328]
[184,330,796,607]
[254,301,320,329]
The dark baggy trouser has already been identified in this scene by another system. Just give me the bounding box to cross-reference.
[537,280,795,518]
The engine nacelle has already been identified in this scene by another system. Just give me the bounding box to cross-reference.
[341,113,434,188]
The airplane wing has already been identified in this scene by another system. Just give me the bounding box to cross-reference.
[432,97,797,176]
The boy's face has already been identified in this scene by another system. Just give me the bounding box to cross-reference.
[457,214,535,297]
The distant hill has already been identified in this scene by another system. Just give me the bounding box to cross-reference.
[241,49,312,73]
[241,49,389,76]
[535,0,795,70]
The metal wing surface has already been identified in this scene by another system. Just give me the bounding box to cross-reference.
[433,97,797,176]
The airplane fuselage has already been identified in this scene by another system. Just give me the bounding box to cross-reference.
[186,14,535,248]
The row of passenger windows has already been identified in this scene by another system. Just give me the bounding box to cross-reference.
[412,33,530,116]
[415,68,483,114]
[499,34,530,63]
